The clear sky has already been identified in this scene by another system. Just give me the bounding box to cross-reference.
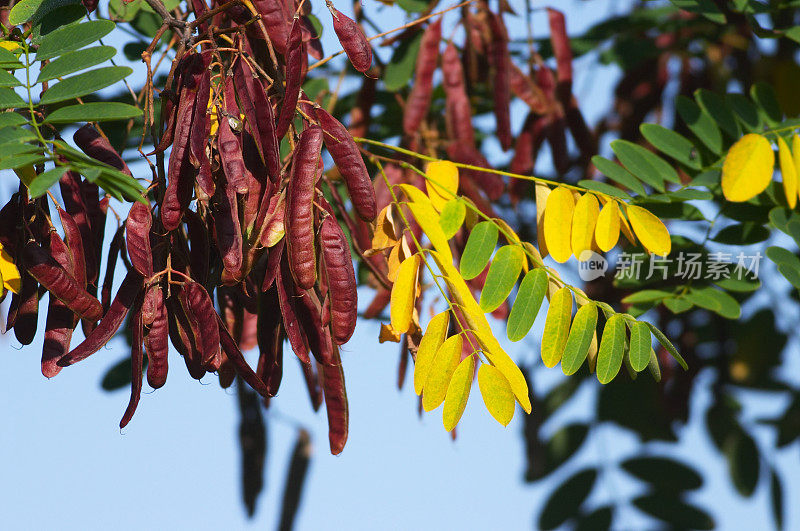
[1,1,799,530]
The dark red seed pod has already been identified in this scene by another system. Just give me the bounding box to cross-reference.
[276,256,310,363]
[320,346,348,455]
[189,68,211,169]
[275,18,304,140]
[257,286,283,395]
[261,238,284,292]
[119,301,144,429]
[125,200,154,278]
[57,207,86,289]
[319,215,356,344]
[0,193,22,256]
[251,0,291,55]
[397,339,409,390]
[101,226,125,314]
[58,270,143,366]
[286,126,322,289]
[363,287,390,319]
[219,77,250,195]
[403,18,441,137]
[13,268,39,346]
[213,177,244,279]
[162,82,197,232]
[233,57,266,167]
[300,359,323,411]
[41,232,75,377]
[301,15,324,60]
[510,63,550,114]
[58,171,98,289]
[547,8,573,98]
[166,295,206,380]
[295,287,335,366]
[315,108,376,221]
[487,12,512,151]
[144,292,169,389]
[150,88,178,156]
[182,281,222,368]
[24,241,103,323]
[242,66,280,183]
[328,4,372,73]
[217,313,270,397]
[185,210,210,285]
[73,124,132,176]
[442,43,474,146]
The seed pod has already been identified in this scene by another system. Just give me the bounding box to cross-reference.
[403,18,441,137]
[166,295,206,380]
[213,177,244,278]
[0,193,21,256]
[217,313,271,397]
[320,346,348,455]
[300,359,323,411]
[286,126,322,289]
[246,72,281,182]
[125,200,154,278]
[13,267,39,346]
[162,92,197,231]
[150,88,179,155]
[257,286,283,395]
[189,68,211,168]
[57,207,86,289]
[276,429,311,531]
[233,57,266,166]
[275,18,303,140]
[442,42,474,146]
[276,256,310,363]
[101,226,125,314]
[300,14,324,60]
[261,238,284,292]
[185,210,210,285]
[58,270,143,366]
[119,302,144,429]
[58,170,98,289]
[24,242,103,323]
[510,63,550,114]
[329,4,372,73]
[74,124,132,176]
[487,12,512,151]
[319,216,356,344]
[182,281,222,368]
[41,232,75,377]
[144,291,169,389]
[219,77,250,195]
[251,0,291,55]
[237,381,267,517]
[316,108,376,221]
[295,287,335,366]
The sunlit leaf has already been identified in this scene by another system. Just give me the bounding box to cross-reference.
[39,66,133,105]
[535,182,551,257]
[627,321,651,372]
[676,94,722,154]
[414,310,450,395]
[35,20,116,61]
[438,199,465,239]
[561,303,598,375]
[425,160,459,211]
[0,87,26,109]
[399,184,453,264]
[507,268,547,342]
[647,321,688,369]
[389,254,419,334]
[596,314,625,384]
[27,166,68,198]
[595,200,621,252]
[479,245,524,312]
[477,364,515,426]
[442,355,474,431]
[626,204,671,255]
[640,123,702,169]
[422,334,462,411]
[591,155,647,195]
[721,134,775,202]
[544,186,575,263]
[541,287,573,368]
[44,102,142,123]
[460,221,498,280]
[36,45,116,83]
[571,194,599,259]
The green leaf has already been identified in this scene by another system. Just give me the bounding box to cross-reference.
[561,303,597,375]
[669,0,725,23]
[633,495,714,530]
[726,431,760,497]
[0,47,23,68]
[0,125,37,143]
[647,321,688,369]
[0,88,27,109]
[750,82,783,125]
[0,70,21,88]
[627,320,651,372]
[397,0,428,12]
[622,456,703,491]
[611,139,679,191]
[685,286,741,319]
[39,66,133,105]
[576,179,632,200]
[507,268,547,342]
[479,245,524,312]
[0,153,47,170]
[727,93,762,132]
[0,112,28,128]
[438,199,465,239]
[621,289,672,304]
[36,45,117,83]
[383,31,422,91]
[640,123,702,169]
[695,88,741,138]
[767,246,800,288]
[591,155,646,195]
[27,166,68,197]
[596,314,625,384]
[771,470,784,531]
[676,95,722,154]
[460,221,498,280]
[667,188,714,201]
[8,0,81,25]
[541,287,573,368]
[44,102,142,123]
[711,223,770,245]
[538,469,597,531]
[0,143,39,158]
[714,271,761,292]
[35,19,116,61]
[664,296,693,314]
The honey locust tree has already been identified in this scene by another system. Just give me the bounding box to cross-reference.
[0,0,799,528]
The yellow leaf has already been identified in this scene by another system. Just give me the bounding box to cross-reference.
[626,204,671,256]
[0,41,20,51]
[721,133,775,202]
[780,136,798,209]
[378,323,403,343]
[571,194,600,259]
[541,287,573,368]
[425,160,459,211]
[618,209,637,245]
[372,205,399,251]
[543,186,575,263]
[595,200,621,252]
[414,310,450,395]
[443,355,474,431]
[587,331,599,373]
[477,364,516,426]
[535,183,550,258]
[387,242,409,282]
[422,334,463,411]
[0,246,21,294]
[793,135,800,204]
[390,254,419,334]
[398,184,454,264]
[14,165,36,187]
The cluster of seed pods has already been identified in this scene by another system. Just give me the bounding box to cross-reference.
[0,0,375,455]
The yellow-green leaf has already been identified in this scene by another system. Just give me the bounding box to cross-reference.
[561,303,598,375]
[390,254,419,333]
[479,245,524,312]
[571,194,600,259]
[414,310,450,395]
[460,221,498,280]
[425,160,459,211]
[626,204,671,255]
[443,355,474,431]
[507,268,548,342]
[721,133,775,202]
[596,314,626,384]
[544,186,575,263]
[628,320,651,372]
[595,200,621,252]
[439,198,465,239]
[477,364,516,426]
[541,287,573,368]
[779,136,797,209]
[422,334,463,411]
[398,183,453,264]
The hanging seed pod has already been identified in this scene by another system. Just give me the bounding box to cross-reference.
[487,12,512,151]
[58,170,98,289]
[275,18,304,139]
[144,291,169,389]
[182,281,222,368]
[321,345,348,455]
[442,43,475,146]
[101,226,125,314]
[74,124,132,176]
[328,2,372,73]
[189,68,211,169]
[219,76,250,194]
[251,0,292,55]
[41,232,76,378]
[213,176,244,279]
[403,18,441,137]
[257,286,283,395]
[166,294,206,380]
[276,256,310,363]
[217,313,271,397]
[119,301,144,429]
[125,200,153,278]
[319,215,357,344]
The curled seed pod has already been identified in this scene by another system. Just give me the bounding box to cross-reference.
[275,18,303,140]
[403,18,441,137]
[58,207,86,289]
[144,291,169,389]
[328,3,372,73]
[286,126,323,289]
[295,288,335,366]
[58,171,98,290]
[24,241,103,323]
[213,177,244,279]
[442,42,475,146]
[120,302,144,429]
[319,215,357,344]
[74,124,132,176]
[58,270,143,367]
[277,256,310,363]
[321,346,348,455]
[41,232,75,377]
[101,226,125,314]
[189,68,211,169]
[217,313,270,397]
[315,108,376,221]
[125,200,154,278]
[219,78,250,195]
[166,295,206,380]
[13,268,39,346]
[182,281,221,368]
[257,286,283,395]
[487,12,512,151]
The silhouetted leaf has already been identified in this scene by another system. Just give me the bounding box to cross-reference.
[622,456,703,491]
[633,494,714,529]
[538,468,597,530]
